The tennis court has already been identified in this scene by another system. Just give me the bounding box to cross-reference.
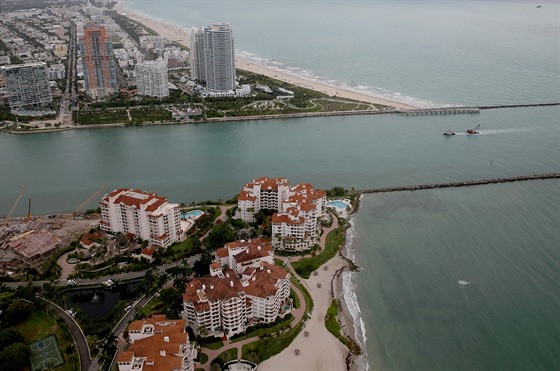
[29,334,64,371]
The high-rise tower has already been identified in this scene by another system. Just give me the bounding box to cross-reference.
[79,25,117,99]
[1,62,52,109]
[190,23,236,92]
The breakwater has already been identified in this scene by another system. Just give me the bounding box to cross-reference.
[359,173,560,194]
[399,103,559,116]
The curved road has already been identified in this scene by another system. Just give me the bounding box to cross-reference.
[39,297,91,371]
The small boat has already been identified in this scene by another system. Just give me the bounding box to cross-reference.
[91,293,101,303]
[443,130,455,136]
[466,124,480,135]
[458,280,470,286]
[536,5,542,8]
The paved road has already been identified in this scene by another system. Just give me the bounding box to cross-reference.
[39,297,91,371]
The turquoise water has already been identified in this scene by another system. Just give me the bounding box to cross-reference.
[181,210,203,219]
[328,201,349,209]
[352,180,560,370]
[123,0,560,107]
[1,1,559,369]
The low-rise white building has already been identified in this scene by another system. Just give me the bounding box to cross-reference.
[100,188,184,248]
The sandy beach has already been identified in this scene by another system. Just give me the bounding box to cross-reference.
[259,254,351,371]
[114,2,419,110]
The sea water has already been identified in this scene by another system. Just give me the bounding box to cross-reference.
[1,1,559,369]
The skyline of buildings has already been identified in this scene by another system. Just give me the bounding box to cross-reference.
[79,25,118,99]
[190,23,236,93]
[1,62,52,109]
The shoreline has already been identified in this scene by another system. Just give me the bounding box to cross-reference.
[113,1,420,110]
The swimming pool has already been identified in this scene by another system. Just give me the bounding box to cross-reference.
[181,210,204,219]
[328,201,349,209]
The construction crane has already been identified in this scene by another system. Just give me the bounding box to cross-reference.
[6,186,26,219]
[72,184,108,215]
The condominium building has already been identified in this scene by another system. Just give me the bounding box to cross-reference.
[117,315,196,371]
[237,177,290,222]
[190,23,236,92]
[100,188,184,248]
[182,239,290,339]
[135,59,169,98]
[79,25,117,99]
[1,62,52,109]
[237,178,327,252]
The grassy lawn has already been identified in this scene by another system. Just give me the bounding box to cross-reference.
[290,288,300,309]
[140,296,165,317]
[15,306,78,371]
[129,107,172,123]
[230,315,295,343]
[212,347,238,364]
[291,224,345,279]
[291,276,313,313]
[202,341,224,350]
[242,322,304,363]
[197,352,209,364]
[74,109,130,125]
[15,308,58,340]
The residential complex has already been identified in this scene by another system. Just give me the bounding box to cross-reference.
[117,315,196,371]
[237,177,327,252]
[182,239,290,339]
[1,62,52,109]
[135,59,169,98]
[79,25,117,98]
[100,188,184,248]
[190,23,236,92]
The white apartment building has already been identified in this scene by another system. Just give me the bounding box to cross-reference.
[118,315,196,371]
[190,23,235,92]
[1,62,52,109]
[135,59,169,98]
[237,178,327,252]
[182,240,290,339]
[237,177,290,222]
[100,188,183,248]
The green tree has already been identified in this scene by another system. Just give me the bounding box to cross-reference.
[3,300,32,325]
[205,223,235,250]
[0,343,30,371]
[0,328,24,349]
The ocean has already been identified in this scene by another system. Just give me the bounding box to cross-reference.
[1,1,559,369]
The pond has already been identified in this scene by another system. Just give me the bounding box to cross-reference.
[64,281,141,320]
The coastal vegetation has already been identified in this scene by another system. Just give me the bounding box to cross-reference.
[291,220,346,279]
[325,299,360,354]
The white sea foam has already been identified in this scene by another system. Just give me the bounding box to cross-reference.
[236,50,442,109]
[341,217,370,371]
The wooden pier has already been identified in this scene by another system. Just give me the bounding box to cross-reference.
[359,173,560,194]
